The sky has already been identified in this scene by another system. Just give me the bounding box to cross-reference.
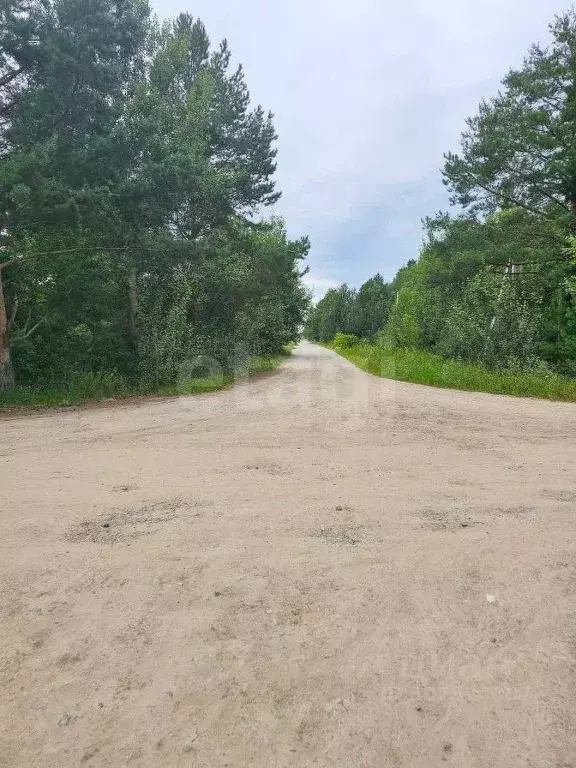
[151,0,569,299]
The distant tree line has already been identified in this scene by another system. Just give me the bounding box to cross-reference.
[0,0,310,391]
[306,9,576,377]
[304,275,395,342]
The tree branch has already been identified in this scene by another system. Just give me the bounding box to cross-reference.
[0,245,133,271]
[537,187,571,212]
[20,316,46,340]
[485,256,570,267]
[7,294,18,332]
[537,95,563,112]
[0,67,22,89]
[464,171,555,218]
[0,257,19,271]
[13,315,46,342]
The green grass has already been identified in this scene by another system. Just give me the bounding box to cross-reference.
[325,341,576,402]
[0,353,289,411]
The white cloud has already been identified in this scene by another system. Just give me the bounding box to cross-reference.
[302,274,340,302]
[151,0,568,286]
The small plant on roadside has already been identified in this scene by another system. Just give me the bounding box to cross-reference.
[334,332,359,349]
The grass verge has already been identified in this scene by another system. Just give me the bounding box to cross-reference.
[325,341,576,402]
[0,352,290,411]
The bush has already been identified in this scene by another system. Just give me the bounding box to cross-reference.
[437,270,542,371]
[334,332,359,349]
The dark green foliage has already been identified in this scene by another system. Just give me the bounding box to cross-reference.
[354,274,394,338]
[307,9,576,385]
[305,282,384,342]
[442,9,576,218]
[0,351,288,409]
[307,207,576,378]
[0,0,309,395]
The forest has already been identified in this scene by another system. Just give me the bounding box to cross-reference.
[306,10,576,388]
[0,0,310,401]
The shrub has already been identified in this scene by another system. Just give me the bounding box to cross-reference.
[334,332,359,349]
[437,270,542,371]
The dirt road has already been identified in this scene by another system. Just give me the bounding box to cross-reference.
[2,341,576,767]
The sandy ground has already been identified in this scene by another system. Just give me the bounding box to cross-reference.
[1,341,576,768]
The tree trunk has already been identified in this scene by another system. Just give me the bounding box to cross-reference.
[0,266,15,390]
[0,345,15,390]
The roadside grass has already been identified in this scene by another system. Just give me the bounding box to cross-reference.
[324,341,576,402]
[0,351,291,411]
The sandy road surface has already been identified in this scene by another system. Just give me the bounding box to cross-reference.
[2,341,576,768]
